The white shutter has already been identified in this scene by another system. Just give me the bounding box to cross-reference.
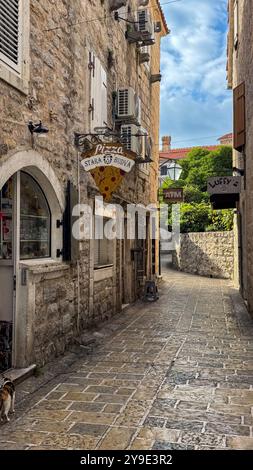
[101,65,108,126]
[91,55,100,130]
[0,0,22,73]
[234,0,238,48]
[90,55,108,131]
[94,57,102,129]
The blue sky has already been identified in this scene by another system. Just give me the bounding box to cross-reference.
[160,0,232,149]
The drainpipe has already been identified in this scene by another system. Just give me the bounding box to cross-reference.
[77,147,81,333]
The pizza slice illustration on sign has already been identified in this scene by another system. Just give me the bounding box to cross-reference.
[81,143,136,202]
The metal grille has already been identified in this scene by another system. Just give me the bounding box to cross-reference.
[138,10,147,32]
[121,125,132,150]
[118,89,129,116]
[0,0,20,67]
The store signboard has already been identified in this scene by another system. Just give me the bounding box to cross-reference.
[163,188,184,203]
[81,143,136,202]
[207,176,241,194]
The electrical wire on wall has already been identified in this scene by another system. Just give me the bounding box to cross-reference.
[43,0,183,32]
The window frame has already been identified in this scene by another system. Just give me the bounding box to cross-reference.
[94,215,114,270]
[19,171,52,261]
[0,0,30,94]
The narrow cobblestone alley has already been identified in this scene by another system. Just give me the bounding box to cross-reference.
[1,270,253,450]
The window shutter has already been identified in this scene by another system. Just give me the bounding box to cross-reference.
[90,54,107,130]
[63,181,79,262]
[0,0,21,72]
[101,65,108,126]
[233,82,245,151]
[94,57,102,129]
[234,0,238,48]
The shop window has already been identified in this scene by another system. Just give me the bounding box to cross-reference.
[94,216,114,268]
[20,172,51,259]
[0,177,14,260]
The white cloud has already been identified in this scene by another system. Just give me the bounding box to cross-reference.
[160,0,231,147]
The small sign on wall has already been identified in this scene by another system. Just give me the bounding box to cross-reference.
[207,176,241,194]
[163,188,184,203]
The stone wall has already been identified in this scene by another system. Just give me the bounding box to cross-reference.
[228,0,253,311]
[173,232,234,280]
[93,277,115,324]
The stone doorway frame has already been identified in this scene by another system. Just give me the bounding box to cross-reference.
[0,149,65,368]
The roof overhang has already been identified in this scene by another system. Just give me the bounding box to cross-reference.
[154,0,170,36]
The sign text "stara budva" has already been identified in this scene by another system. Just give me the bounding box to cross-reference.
[81,144,135,173]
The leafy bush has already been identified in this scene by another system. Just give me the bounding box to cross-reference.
[162,145,234,233]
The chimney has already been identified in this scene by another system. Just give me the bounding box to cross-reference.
[162,136,171,152]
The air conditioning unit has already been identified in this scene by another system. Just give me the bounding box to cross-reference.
[116,88,141,124]
[139,45,150,64]
[121,124,143,155]
[137,9,155,45]
[109,0,127,11]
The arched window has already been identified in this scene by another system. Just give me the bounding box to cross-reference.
[20,172,51,259]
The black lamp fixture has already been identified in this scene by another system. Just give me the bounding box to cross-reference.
[28,120,49,135]
[233,167,245,176]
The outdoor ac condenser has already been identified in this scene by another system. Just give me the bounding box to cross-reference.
[117,88,141,124]
[137,9,154,38]
[121,124,142,155]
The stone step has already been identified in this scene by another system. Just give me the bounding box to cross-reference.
[0,364,36,385]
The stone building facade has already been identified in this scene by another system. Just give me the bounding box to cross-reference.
[227,0,253,313]
[0,0,168,370]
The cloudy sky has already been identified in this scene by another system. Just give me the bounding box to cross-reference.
[160,0,232,148]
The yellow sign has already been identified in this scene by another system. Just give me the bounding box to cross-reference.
[81,143,136,201]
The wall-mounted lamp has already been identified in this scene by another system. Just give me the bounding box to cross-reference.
[28,120,49,135]
[233,167,244,176]
[150,74,162,84]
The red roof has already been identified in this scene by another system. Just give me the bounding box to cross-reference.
[218,132,233,140]
[157,1,170,35]
[160,145,220,161]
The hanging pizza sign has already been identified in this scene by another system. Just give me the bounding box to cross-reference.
[81,143,136,201]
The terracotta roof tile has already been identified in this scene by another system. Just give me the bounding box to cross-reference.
[157,0,170,34]
[218,132,233,140]
[160,145,220,160]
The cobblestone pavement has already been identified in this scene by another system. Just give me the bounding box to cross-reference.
[1,269,253,450]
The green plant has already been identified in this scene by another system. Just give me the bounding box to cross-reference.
[162,145,233,233]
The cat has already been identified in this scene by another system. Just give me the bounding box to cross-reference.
[0,377,15,423]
